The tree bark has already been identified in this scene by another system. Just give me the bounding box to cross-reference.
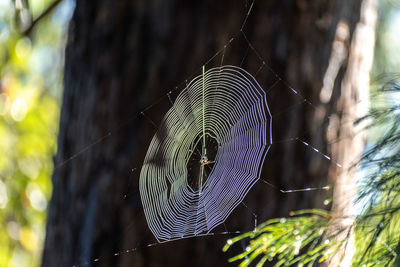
[327,0,377,266]
[42,0,375,266]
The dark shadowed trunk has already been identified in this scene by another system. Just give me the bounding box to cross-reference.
[42,0,375,266]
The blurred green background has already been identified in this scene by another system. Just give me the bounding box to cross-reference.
[0,0,73,266]
[0,0,398,266]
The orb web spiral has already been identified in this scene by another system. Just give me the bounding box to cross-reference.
[139,65,272,241]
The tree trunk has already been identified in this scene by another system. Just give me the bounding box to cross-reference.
[42,0,375,266]
[327,0,377,266]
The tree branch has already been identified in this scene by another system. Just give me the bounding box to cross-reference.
[21,0,63,36]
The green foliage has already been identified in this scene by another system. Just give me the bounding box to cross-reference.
[0,0,72,266]
[352,2,400,262]
[223,210,343,266]
[353,172,400,266]
[352,78,400,266]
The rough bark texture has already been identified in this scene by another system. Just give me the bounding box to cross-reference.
[42,0,373,266]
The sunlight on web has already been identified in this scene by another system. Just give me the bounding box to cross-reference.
[64,0,353,265]
[139,65,272,242]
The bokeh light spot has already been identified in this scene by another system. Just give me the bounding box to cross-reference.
[18,157,41,179]
[19,227,39,252]
[0,180,8,208]
[26,183,47,211]
[11,98,27,121]
[15,37,32,59]
[7,221,20,240]
[0,93,10,115]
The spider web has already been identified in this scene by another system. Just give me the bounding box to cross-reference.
[140,65,271,241]
[61,1,354,266]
